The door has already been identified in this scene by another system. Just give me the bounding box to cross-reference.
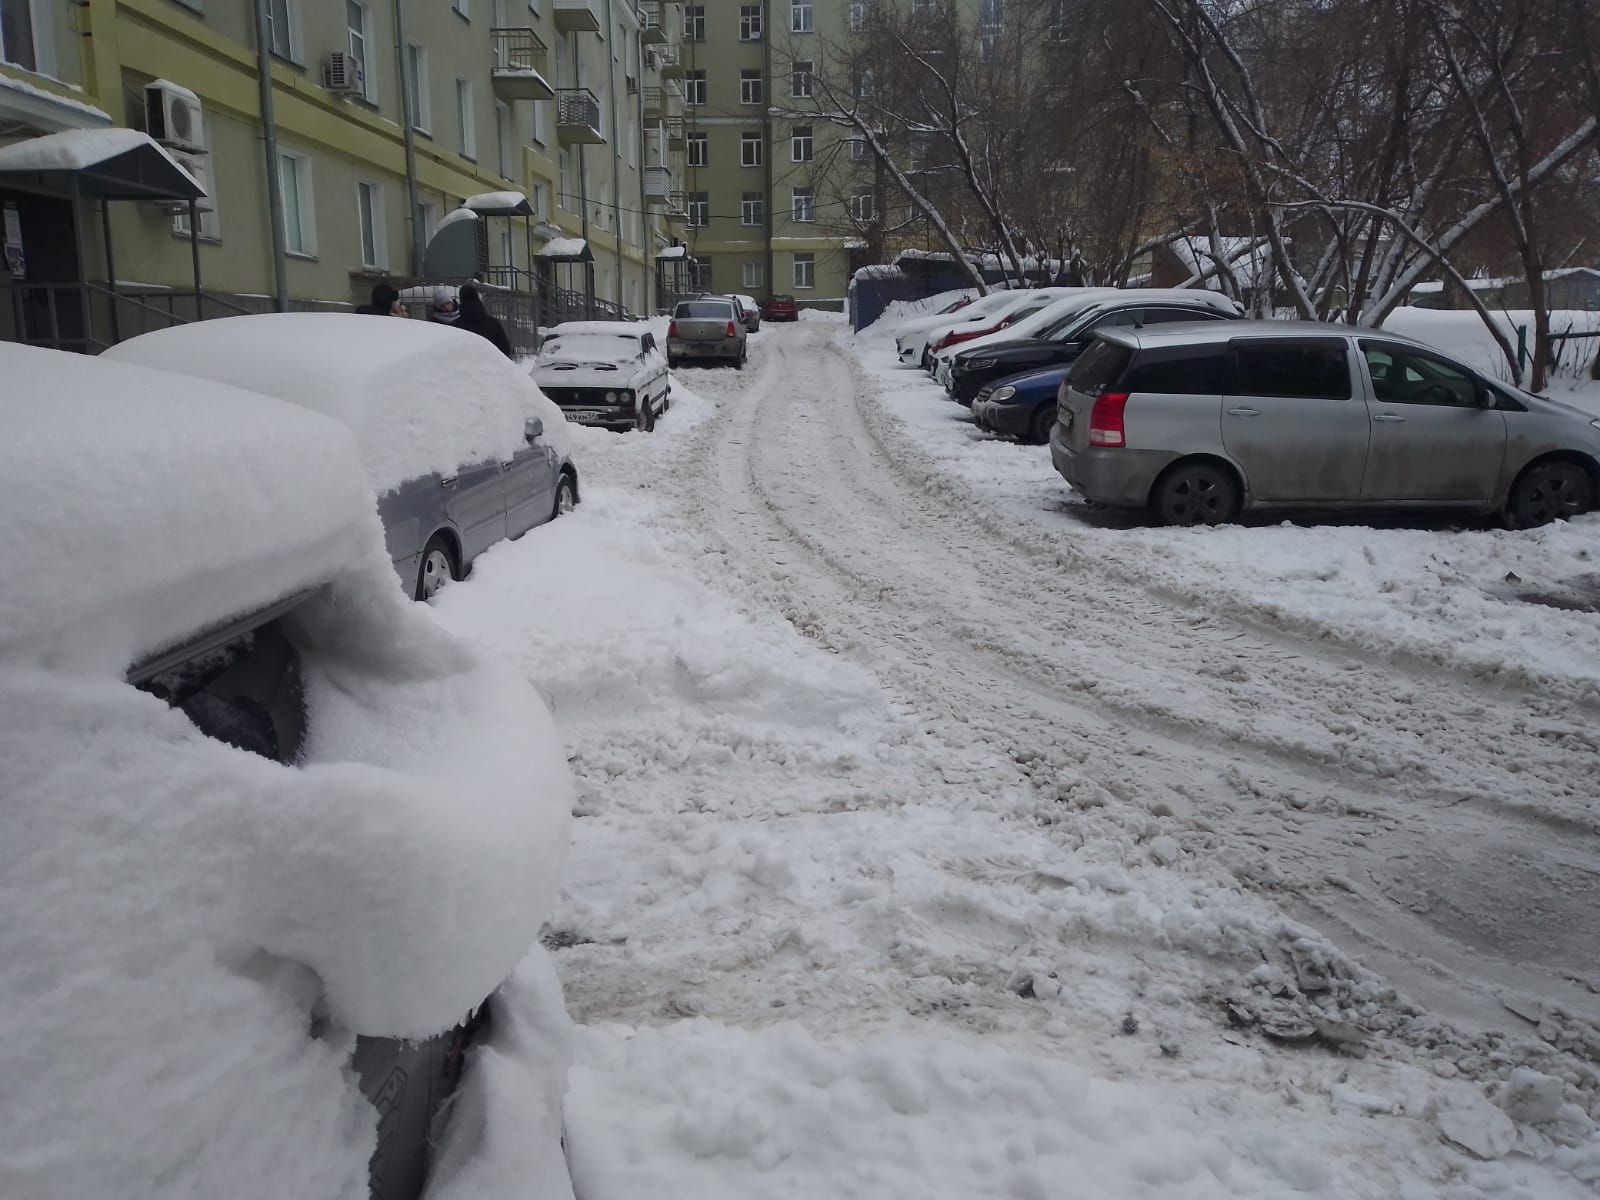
[503,436,557,536]
[1357,342,1507,503]
[444,460,507,560]
[1221,338,1369,502]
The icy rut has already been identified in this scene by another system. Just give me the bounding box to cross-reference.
[438,329,1600,1195]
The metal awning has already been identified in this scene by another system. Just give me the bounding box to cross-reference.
[536,237,593,263]
[0,129,203,201]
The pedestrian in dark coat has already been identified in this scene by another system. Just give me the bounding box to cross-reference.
[455,283,513,358]
[354,283,405,316]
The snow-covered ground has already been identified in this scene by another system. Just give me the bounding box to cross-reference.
[434,320,1600,1196]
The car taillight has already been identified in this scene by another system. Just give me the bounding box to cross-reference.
[726,321,737,337]
[668,320,679,338]
[1088,392,1129,447]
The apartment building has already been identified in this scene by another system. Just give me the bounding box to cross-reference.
[675,0,868,306]
[0,0,685,346]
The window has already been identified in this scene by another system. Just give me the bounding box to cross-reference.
[740,69,763,105]
[743,260,764,289]
[264,0,298,61]
[457,79,477,159]
[531,84,547,144]
[790,0,813,33]
[356,180,386,269]
[172,134,220,242]
[558,148,571,209]
[741,191,764,226]
[277,151,315,256]
[687,191,709,226]
[850,0,870,31]
[687,131,708,166]
[404,43,430,132]
[500,224,514,270]
[496,101,514,177]
[0,0,47,72]
[850,137,867,162]
[793,253,815,289]
[791,187,813,222]
[1069,340,1131,394]
[530,181,548,220]
[1360,343,1483,408]
[741,131,763,167]
[684,70,706,106]
[855,68,874,99]
[346,1,375,102]
[1124,351,1227,395]
[1233,340,1352,401]
[791,60,813,98]
[791,126,813,162]
[683,4,704,40]
[740,5,762,39]
[688,261,713,291]
[416,199,439,245]
[851,192,874,221]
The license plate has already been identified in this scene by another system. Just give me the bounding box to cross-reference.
[567,410,609,424]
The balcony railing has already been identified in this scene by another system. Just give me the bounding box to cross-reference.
[642,83,682,119]
[491,28,555,101]
[646,42,684,77]
[639,1,670,44]
[643,165,673,200]
[664,190,689,223]
[553,0,602,32]
[556,88,606,145]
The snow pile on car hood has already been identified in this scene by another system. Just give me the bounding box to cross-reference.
[106,312,572,494]
[1,344,574,1197]
[0,343,373,673]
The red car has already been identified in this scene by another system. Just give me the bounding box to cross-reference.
[761,294,800,322]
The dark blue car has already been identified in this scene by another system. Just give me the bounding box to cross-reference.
[969,364,1069,444]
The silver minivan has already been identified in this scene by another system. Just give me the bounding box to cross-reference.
[1050,321,1600,527]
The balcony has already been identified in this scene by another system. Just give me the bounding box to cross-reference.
[491,28,555,102]
[556,88,606,145]
[639,1,672,44]
[642,84,682,121]
[644,166,675,201]
[647,43,684,78]
[663,191,690,223]
[664,115,685,149]
[553,0,602,32]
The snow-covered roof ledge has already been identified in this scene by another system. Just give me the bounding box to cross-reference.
[464,190,533,216]
[537,236,591,261]
[655,245,688,259]
[0,72,112,133]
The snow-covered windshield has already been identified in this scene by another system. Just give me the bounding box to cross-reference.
[540,334,640,362]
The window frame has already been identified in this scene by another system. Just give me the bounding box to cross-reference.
[739,4,763,40]
[793,252,815,290]
[740,191,764,226]
[851,191,874,222]
[276,150,316,258]
[743,260,764,289]
[740,68,764,106]
[1358,340,1488,409]
[355,178,387,270]
[791,126,813,162]
[790,0,814,33]
[496,99,514,178]
[264,0,301,64]
[404,42,431,133]
[687,191,710,227]
[1229,337,1355,403]
[684,70,707,106]
[791,187,814,223]
[456,77,477,160]
[346,0,377,104]
[791,60,813,98]
[683,4,705,40]
[740,130,763,167]
[686,130,708,167]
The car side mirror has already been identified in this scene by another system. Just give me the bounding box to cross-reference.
[525,416,544,442]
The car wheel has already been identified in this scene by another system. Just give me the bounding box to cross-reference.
[1506,459,1595,528]
[553,472,577,518]
[1030,406,1056,445]
[667,356,680,370]
[415,534,459,601]
[637,402,656,433]
[1150,460,1240,527]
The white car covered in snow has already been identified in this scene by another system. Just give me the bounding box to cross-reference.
[897,288,1086,369]
[531,320,671,433]
[0,344,575,1200]
[108,314,579,601]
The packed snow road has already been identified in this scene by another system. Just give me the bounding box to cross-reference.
[439,320,1600,1196]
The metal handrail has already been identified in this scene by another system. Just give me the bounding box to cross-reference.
[556,87,602,129]
[490,26,550,76]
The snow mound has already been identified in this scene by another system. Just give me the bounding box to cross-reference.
[106,313,571,495]
[0,343,371,672]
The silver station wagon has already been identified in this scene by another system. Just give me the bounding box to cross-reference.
[1050,321,1600,527]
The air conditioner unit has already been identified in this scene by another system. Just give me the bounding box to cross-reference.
[145,80,206,153]
[158,150,215,215]
[324,51,366,96]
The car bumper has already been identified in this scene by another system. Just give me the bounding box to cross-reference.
[933,358,953,385]
[1049,428,1176,508]
[560,405,635,430]
[669,339,742,359]
[948,368,989,405]
[971,398,1038,439]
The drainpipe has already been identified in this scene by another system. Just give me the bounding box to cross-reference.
[604,0,623,311]
[762,0,774,299]
[393,0,424,275]
[253,0,289,311]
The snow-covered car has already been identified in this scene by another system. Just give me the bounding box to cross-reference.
[896,288,1067,369]
[532,320,671,432]
[107,314,578,601]
[0,343,574,1200]
[730,293,761,332]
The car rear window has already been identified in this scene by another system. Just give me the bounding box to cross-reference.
[678,301,735,318]
[1232,339,1351,400]
[1069,339,1132,395]
[1125,351,1226,395]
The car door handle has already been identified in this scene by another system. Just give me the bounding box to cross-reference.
[1373,413,1406,423]
[1227,406,1260,417]
[441,475,458,488]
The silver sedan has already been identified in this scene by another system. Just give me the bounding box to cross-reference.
[667,298,748,369]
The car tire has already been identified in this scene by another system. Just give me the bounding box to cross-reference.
[667,356,680,370]
[735,350,746,370]
[1150,460,1240,527]
[1030,406,1056,445]
[637,402,656,433]
[415,533,459,601]
[553,472,577,518]
[1506,459,1595,528]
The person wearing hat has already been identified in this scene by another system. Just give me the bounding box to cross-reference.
[428,286,461,325]
[353,282,406,316]
[454,283,513,358]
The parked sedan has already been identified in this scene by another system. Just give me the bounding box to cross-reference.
[731,293,762,332]
[762,293,800,322]
[534,320,671,432]
[106,313,579,601]
[1050,321,1600,527]
[668,296,748,367]
[894,289,1029,365]
[971,365,1071,444]
[3,342,574,1200]
[945,295,1241,404]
